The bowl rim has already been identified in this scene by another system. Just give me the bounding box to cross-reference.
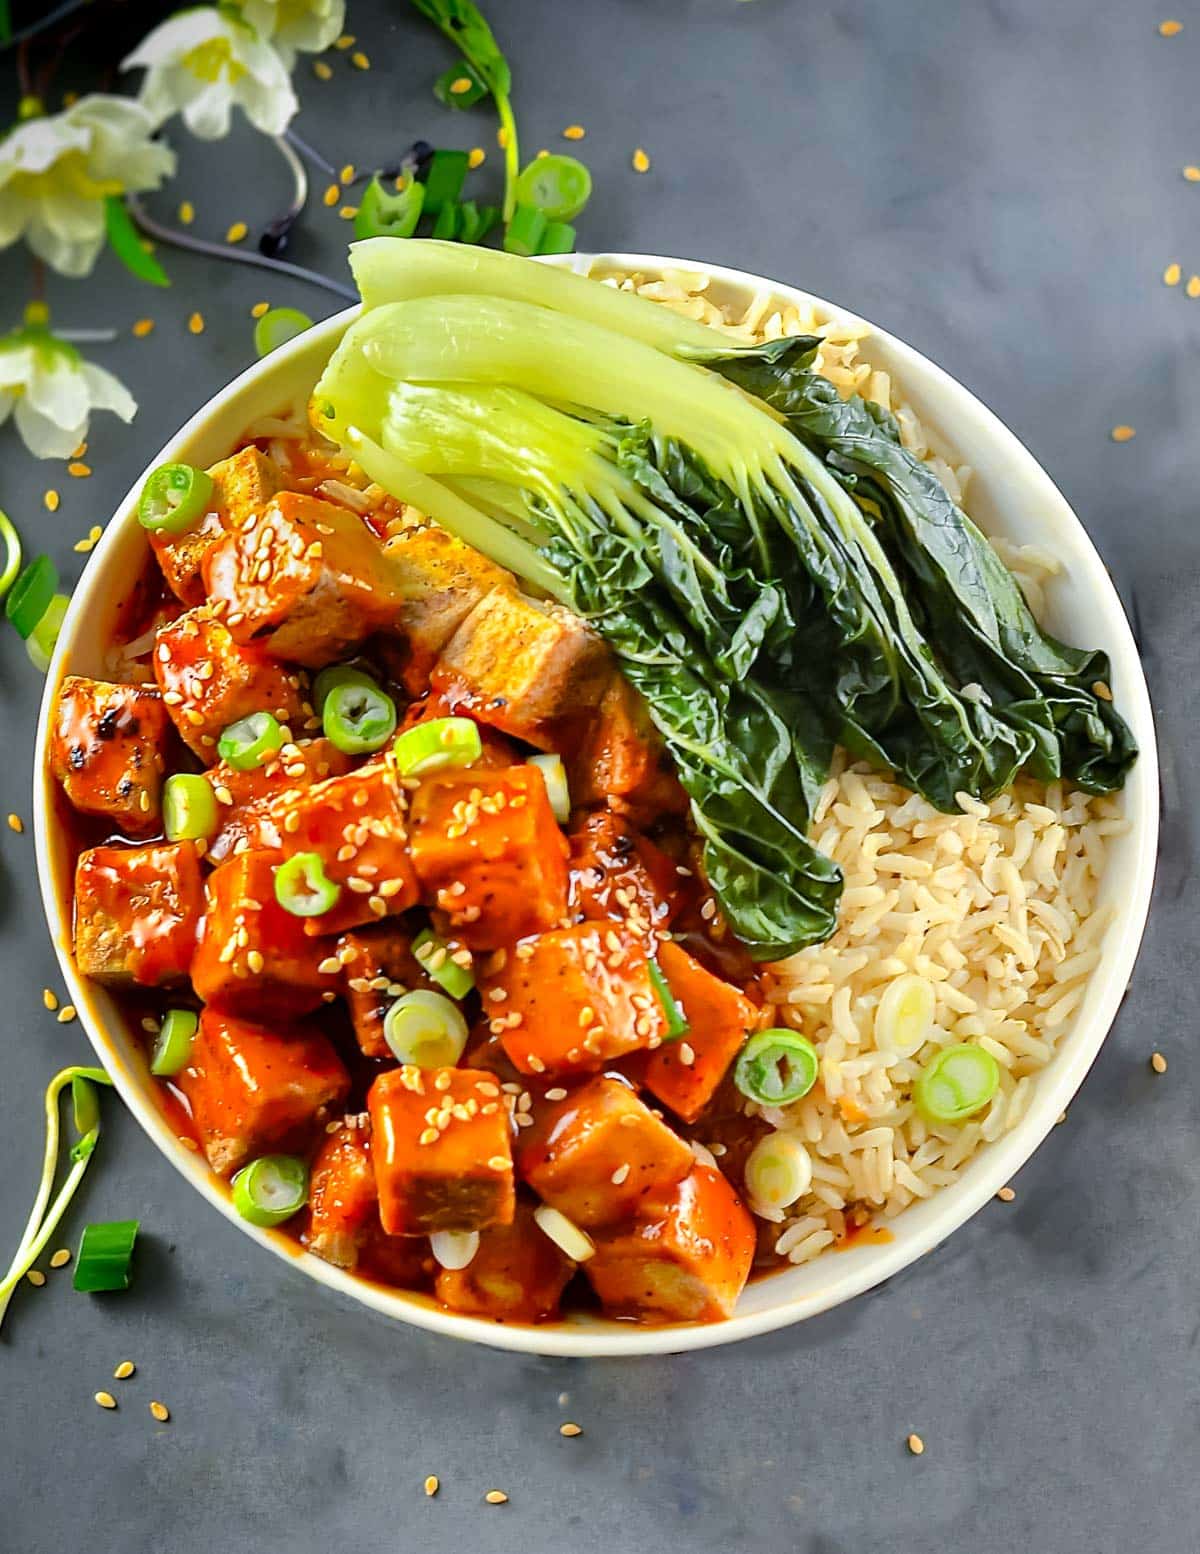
[32,251,1160,1358]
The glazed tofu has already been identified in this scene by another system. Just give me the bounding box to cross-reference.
[203,491,405,668]
[73,841,203,986]
[517,1076,693,1228]
[408,765,569,951]
[149,447,282,605]
[261,757,419,936]
[585,1165,756,1323]
[482,923,667,1077]
[641,942,759,1123]
[205,737,353,864]
[367,1066,515,1236]
[50,676,171,836]
[381,522,513,695]
[432,587,610,747]
[177,1009,349,1177]
[435,1199,573,1323]
[304,1121,378,1270]
[338,922,438,1057]
[566,674,684,813]
[568,809,680,933]
[153,607,308,762]
[190,850,341,1019]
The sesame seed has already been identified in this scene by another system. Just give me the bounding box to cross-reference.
[246,950,264,975]
[1160,19,1183,36]
[559,1422,583,1436]
[351,50,369,69]
[43,488,59,511]
[149,1401,170,1422]
[1110,425,1135,443]
[1151,1050,1168,1074]
[468,147,485,168]
[632,147,651,172]
[996,1186,1016,1203]
[91,1390,119,1411]
[57,1005,77,1024]
[68,461,91,478]
[7,813,23,833]
[335,32,354,48]
[323,183,340,207]
[1184,166,1200,182]
[450,75,473,93]
[339,205,358,220]
[906,1433,925,1456]
[545,1087,568,1101]
[1091,680,1113,701]
[419,1127,439,1146]
[424,1475,439,1497]
[188,311,205,334]
[1164,261,1182,286]
[610,1163,630,1185]
[1188,275,1200,299]
[488,1154,510,1172]
[527,1054,546,1073]
[678,1041,696,1067]
[340,163,355,184]
[113,1360,135,1379]
[178,200,195,225]
[49,1248,70,1268]
[42,989,58,1011]
[313,58,333,79]
[26,1269,45,1286]
[132,318,155,337]
[226,221,248,244]
[497,124,510,148]
[484,1490,508,1505]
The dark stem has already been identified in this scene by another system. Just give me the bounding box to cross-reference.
[30,256,44,304]
[16,35,31,97]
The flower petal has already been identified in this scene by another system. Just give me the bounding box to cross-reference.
[26,351,90,428]
[79,362,137,423]
[122,9,224,69]
[13,397,85,459]
[182,82,235,141]
[24,217,104,278]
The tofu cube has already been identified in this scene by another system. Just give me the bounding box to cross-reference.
[432,586,610,747]
[203,491,405,668]
[205,737,354,864]
[381,522,513,695]
[190,850,341,1019]
[482,923,667,1077]
[177,1009,350,1177]
[435,1199,574,1323]
[568,809,680,933]
[641,942,759,1123]
[50,675,171,835]
[408,765,569,951]
[338,922,438,1057]
[367,1066,515,1235]
[303,1121,378,1270]
[73,841,203,986]
[566,673,685,813]
[154,606,309,762]
[149,447,282,605]
[516,1075,693,1227]
[585,1164,756,1323]
[259,757,418,936]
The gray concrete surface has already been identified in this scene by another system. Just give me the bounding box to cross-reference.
[1,2,1196,1550]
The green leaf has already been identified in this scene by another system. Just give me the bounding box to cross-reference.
[410,0,511,95]
[104,195,169,288]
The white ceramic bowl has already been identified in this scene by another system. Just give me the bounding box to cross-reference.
[33,254,1159,1356]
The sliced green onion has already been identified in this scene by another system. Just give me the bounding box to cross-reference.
[0,509,22,605]
[73,1219,139,1292]
[503,201,547,257]
[383,989,469,1068]
[875,972,936,1059]
[533,1204,594,1262]
[744,1133,813,1211]
[648,958,690,1041]
[163,773,218,843]
[421,149,469,214]
[5,554,57,639]
[734,1029,820,1106]
[538,220,576,256]
[354,175,425,241]
[231,1155,309,1228]
[412,927,475,998]
[105,193,169,286]
[432,200,460,241]
[322,678,397,754]
[392,715,482,777]
[529,752,570,823]
[217,711,285,771]
[137,463,214,534]
[430,1229,479,1270]
[253,307,313,358]
[312,662,377,712]
[457,201,499,245]
[26,592,67,671]
[434,61,489,109]
[71,1075,101,1140]
[274,851,342,918]
[514,154,592,221]
[150,1009,198,1078]
[913,1044,1000,1125]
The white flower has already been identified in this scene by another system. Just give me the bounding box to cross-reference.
[0,96,174,278]
[123,7,299,141]
[234,0,346,67]
[0,308,136,459]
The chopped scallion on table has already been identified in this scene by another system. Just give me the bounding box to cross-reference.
[5,554,57,639]
[514,154,592,221]
[25,593,68,671]
[253,307,313,357]
[73,1219,139,1293]
[0,509,22,605]
[354,176,425,241]
[421,149,469,214]
[502,202,546,256]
